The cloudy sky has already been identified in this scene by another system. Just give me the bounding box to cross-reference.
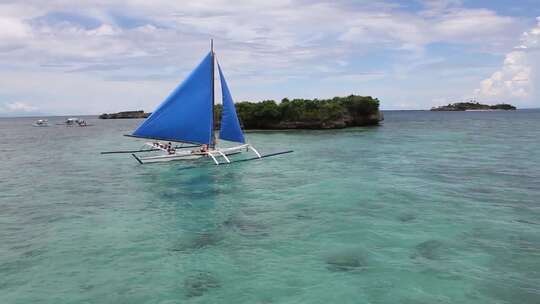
[0,0,539,116]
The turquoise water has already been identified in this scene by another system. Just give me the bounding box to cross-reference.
[1,110,539,303]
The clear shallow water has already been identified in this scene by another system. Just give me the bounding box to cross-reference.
[1,110,539,303]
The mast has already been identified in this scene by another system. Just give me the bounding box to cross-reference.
[210,39,216,149]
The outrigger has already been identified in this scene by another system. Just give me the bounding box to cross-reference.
[130,142,262,165]
[103,40,291,165]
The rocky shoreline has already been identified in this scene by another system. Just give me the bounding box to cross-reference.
[237,112,383,129]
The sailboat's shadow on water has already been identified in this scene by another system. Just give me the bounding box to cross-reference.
[136,157,274,246]
[136,158,249,207]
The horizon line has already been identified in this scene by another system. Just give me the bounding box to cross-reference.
[2,108,539,118]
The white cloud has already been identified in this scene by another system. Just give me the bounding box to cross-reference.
[0,0,533,113]
[87,24,119,36]
[0,1,521,68]
[0,17,31,39]
[0,69,173,115]
[0,16,32,51]
[0,101,38,113]
[475,17,540,107]
[340,8,516,53]
[433,9,514,41]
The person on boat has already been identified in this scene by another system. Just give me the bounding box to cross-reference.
[166,142,175,154]
[200,144,209,153]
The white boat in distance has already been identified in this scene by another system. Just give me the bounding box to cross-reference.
[56,118,78,126]
[119,41,291,165]
[33,119,49,127]
[56,117,89,127]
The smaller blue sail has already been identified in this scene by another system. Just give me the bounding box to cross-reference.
[218,64,245,143]
[132,52,213,144]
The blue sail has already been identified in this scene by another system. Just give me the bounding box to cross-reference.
[218,64,245,143]
[132,52,213,144]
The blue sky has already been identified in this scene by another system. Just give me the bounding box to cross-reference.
[0,0,538,115]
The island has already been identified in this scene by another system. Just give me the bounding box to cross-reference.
[99,95,383,129]
[99,110,150,119]
[430,102,516,111]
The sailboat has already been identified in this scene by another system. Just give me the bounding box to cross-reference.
[121,41,285,165]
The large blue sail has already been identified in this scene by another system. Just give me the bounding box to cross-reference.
[132,52,213,144]
[218,64,245,143]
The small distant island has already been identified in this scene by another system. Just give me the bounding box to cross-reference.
[99,110,150,119]
[99,95,383,129]
[430,101,516,111]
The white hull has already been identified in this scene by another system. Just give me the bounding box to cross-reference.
[133,144,261,165]
[33,119,49,127]
[136,151,204,163]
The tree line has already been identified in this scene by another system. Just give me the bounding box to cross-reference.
[216,95,381,129]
